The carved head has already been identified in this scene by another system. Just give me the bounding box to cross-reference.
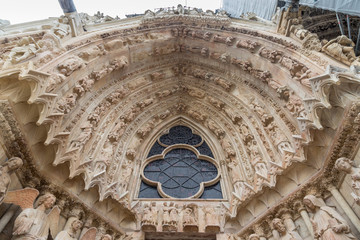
[101,234,112,240]
[7,157,23,171]
[303,194,324,212]
[71,218,83,231]
[248,233,260,240]
[272,218,286,234]
[335,157,352,173]
[337,35,353,45]
[37,193,56,209]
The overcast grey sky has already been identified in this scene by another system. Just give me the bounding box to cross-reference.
[1,0,222,25]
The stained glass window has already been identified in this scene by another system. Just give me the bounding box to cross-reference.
[139,125,222,199]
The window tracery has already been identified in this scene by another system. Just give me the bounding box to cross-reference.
[139,125,222,199]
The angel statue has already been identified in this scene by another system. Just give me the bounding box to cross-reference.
[54,218,83,240]
[0,157,23,204]
[303,195,355,240]
[12,192,61,240]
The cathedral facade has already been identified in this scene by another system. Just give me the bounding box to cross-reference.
[0,3,360,240]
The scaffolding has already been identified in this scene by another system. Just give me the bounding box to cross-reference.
[222,0,278,20]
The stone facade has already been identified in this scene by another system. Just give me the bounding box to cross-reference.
[0,4,359,240]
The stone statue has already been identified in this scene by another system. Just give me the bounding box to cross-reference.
[303,195,355,240]
[183,207,197,225]
[3,37,39,68]
[0,157,23,204]
[54,218,83,240]
[335,157,360,205]
[272,218,302,240]
[70,121,93,149]
[13,193,60,240]
[322,35,356,65]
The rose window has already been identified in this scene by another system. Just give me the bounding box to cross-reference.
[139,126,222,199]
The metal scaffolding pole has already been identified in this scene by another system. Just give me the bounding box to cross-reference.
[356,25,360,55]
[336,13,345,35]
[346,15,351,39]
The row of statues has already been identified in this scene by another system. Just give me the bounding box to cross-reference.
[244,194,356,240]
[0,157,117,240]
[10,192,115,240]
[1,155,359,239]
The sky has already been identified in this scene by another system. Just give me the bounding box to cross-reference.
[0,0,222,25]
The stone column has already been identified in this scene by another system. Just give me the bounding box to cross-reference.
[266,216,280,240]
[57,0,83,37]
[328,185,360,233]
[294,200,314,238]
[278,208,296,231]
[0,204,19,232]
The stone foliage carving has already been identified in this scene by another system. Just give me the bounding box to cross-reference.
[13,193,60,240]
[0,157,23,204]
[303,195,355,240]
[335,157,360,205]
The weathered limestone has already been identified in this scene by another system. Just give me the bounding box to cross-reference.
[0,4,360,240]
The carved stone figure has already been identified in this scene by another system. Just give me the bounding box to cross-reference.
[141,203,157,231]
[57,56,83,76]
[99,141,113,166]
[213,34,235,45]
[162,203,178,231]
[303,195,355,240]
[206,119,225,138]
[56,93,78,114]
[54,218,83,240]
[204,207,220,232]
[259,48,283,63]
[335,157,360,205]
[248,234,260,240]
[214,77,234,91]
[183,207,197,226]
[227,160,244,191]
[3,37,39,68]
[236,40,260,52]
[322,35,356,65]
[221,138,236,159]
[272,218,302,240]
[0,157,23,204]
[119,160,133,191]
[47,74,66,92]
[100,234,113,240]
[13,193,59,240]
[70,121,93,149]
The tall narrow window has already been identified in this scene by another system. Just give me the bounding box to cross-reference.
[139,125,222,199]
